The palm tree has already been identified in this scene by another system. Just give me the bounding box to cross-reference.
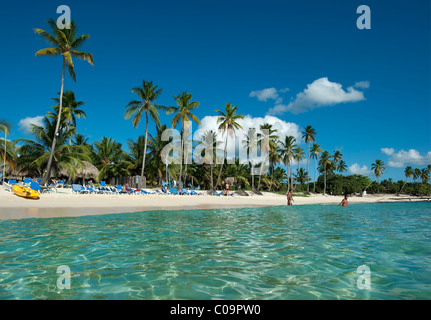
[1,120,12,184]
[318,151,333,194]
[16,117,90,179]
[420,168,429,184]
[278,136,298,191]
[167,91,201,187]
[337,160,347,174]
[333,150,343,166]
[293,146,305,191]
[257,123,279,190]
[49,90,86,145]
[124,80,165,188]
[365,159,385,193]
[428,165,431,184]
[310,143,322,192]
[295,168,308,192]
[302,125,316,192]
[400,166,413,193]
[92,137,132,181]
[146,124,170,185]
[200,130,221,189]
[214,103,244,190]
[413,168,421,183]
[242,128,258,190]
[34,19,94,185]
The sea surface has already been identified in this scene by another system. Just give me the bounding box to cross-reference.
[0,202,430,300]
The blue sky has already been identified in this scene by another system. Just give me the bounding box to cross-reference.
[0,0,430,181]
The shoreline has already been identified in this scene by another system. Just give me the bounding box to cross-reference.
[0,187,429,220]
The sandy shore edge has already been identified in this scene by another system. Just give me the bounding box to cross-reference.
[0,187,429,220]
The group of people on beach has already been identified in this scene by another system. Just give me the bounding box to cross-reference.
[286,190,349,207]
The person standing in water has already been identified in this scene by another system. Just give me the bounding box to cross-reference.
[286,189,294,205]
[339,194,348,207]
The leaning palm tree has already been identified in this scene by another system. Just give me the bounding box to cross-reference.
[318,151,333,194]
[310,143,322,192]
[124,80,164,188]
[214,103,244,190]
[400,166,413,193]
[34,19,94,184]
[420,168,429,184]
[16,117,90,179]
[413,168,421,183]
[49,90,86,145]
[166,91,201,187]
[278,136,298,191]
[1,120,12,184]
[302,125,316,192]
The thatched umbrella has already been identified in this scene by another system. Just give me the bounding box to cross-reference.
[59,161,100,184]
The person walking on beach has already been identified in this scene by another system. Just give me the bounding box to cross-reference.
[339,194,348,207]
[286,189,294,205]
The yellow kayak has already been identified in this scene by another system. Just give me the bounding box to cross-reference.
[12,185,40,200]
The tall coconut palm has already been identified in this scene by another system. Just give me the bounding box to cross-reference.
[333,150,343,166]
[318,151,333,194]
[302,125,316,192]
[293,146,305,191]
[278,136,298,191]
[49,90,86,145]
[166,91,201,187]
[428,165,431,184]
[1,120,12,184]
[310,143,322,192]
[34,19,94,185]
[214,103,244,190]
[242,128,259,190]
[124,80,165,188]
[400,166,413,193]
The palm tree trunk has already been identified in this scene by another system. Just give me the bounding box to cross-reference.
[364,176,376,192]
[178,122,184,188]
[42,58,65,186]
[323,165,327,194]
[215,135,228,190]
[306,144,310,192]
[2,131,7,185]
[313,158,317,192]
[140,110,149,189]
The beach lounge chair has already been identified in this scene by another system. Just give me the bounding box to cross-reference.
[23,178,32,186]
[4,179,17,192]
[170,188,179,195]
[190,189,203,196]
[181,188,192,195]
[140,189,155,195]
[72,184,89,194]
[30,181,55,193]
[116,185,129,194]
[212,191,222,196]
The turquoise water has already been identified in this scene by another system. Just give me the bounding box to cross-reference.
[0,202,430,300]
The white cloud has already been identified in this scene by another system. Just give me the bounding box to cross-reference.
[384,149,431,168]
[381,148,395,156]
[249,87,290,104]
[249,88,279,102]
[18,116,44,134]
[348,163,372,175]
[268,77,366,115]
[354,81,370,89]
[195,115,301,161]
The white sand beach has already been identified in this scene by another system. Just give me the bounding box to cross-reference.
[0,186,428,220]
